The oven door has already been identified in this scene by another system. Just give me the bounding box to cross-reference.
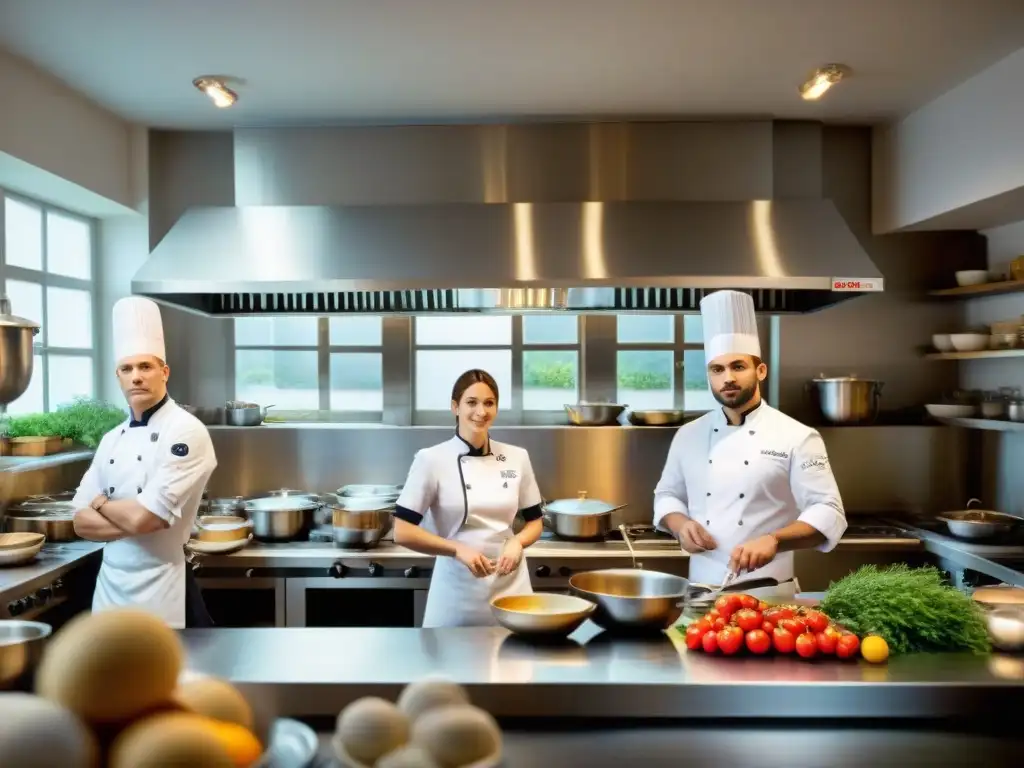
[286,576,431,627]
[197,576,286,628]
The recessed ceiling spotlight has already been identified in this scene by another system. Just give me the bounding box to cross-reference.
[193,76,239,108]
[799,64,849,101]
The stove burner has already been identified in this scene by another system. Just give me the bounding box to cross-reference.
[540,524,675,544]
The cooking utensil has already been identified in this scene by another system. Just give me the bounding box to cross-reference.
[490,593,597,637]
[982,606,1024,652]
[570,568,688,630]
[937,499,1020,540]
[565,402,627,426]
[325,496,394,549]
[1008,400,1024,423]
[0,296,41,412]
[254,718,320,768]
[543,492,627,541]
[192,515,252,543]
[0,620,51,690]
[337,484,403,498]
[0,533,45,566]
[225,402,275,427]
[628,409,687,427]
[3,501,78,542]
[683,576,782,612]
[619,524,642,569]
[187,534,253,556]
[808,376,883,425]
[243,495,319,541]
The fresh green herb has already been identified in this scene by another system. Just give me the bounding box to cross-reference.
[2,398,127,449]
[820,564,990,655]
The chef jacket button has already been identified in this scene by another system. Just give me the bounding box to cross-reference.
[137,455,142,461]
[713,428,719,433]
[465,484,471,490]
[744,460,749,465]
[108,487,115,494]
[109,459,114,464]
[739,493,745,499]
[706,520,711,525]
[137,487,142,494]
[708,459,712,464]
[706,492,711,497]
[738,520,744,526]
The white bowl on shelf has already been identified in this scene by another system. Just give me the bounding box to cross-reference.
[955,270,989,287]
[949,333,990,352]
[925,404,975,419]
[932,334,954,352]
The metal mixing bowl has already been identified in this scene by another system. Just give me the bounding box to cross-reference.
[0,620,52,690]
[628,409,687,427]
[491,593,597,637]
[565,402,627,426]
[569,568,689,630]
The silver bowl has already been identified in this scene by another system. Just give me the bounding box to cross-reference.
[0,620,52,690]
[569,568,689,630]
[565,403,627,426]
[628,409,687,427]
[491,593,596,637]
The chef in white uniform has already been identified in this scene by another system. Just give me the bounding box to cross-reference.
[72,297,217,628]
[653,290,847,594]
[393,369,545,627]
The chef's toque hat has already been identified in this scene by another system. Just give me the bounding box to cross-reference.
[699,290,760,362]
[112,297,166,363]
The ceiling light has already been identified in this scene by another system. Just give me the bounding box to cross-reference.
[799,64,848,101]
[193,76,238,108]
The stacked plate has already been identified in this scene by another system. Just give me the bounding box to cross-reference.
[0,532,46,567]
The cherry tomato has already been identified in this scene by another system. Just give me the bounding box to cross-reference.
[804,610,829,634]
[738,594,760,611]
[745,629,771,655]
[714,594,742,619]
[758,601,770,612]
[795,632,819,659]
[835,634,861,660]
[713,617,727,631]
[717,626,745,656]
[779,618,807,636]
[691,619,713,636]
[815,631,838,654]
[702,629,720,653]
[762,620,775,634]
[733,608,763,632]
[685,625,707,650]
[772,626,796,654]
[765,607,796,623]
[706,608,721,622]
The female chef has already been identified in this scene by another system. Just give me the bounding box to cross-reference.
[393,369,545,627]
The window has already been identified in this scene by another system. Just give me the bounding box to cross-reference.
[522,316,578,410]
[233,316,384,417]
[1,193,97,414]
[414,316,513,412]
[615,314,714,411]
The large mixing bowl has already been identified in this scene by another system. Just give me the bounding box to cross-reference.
[327,496,394,549]
[0,620,52,690]
[490,593,596,637]
[569,568,689,630]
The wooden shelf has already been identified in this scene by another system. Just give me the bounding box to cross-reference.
[935,417,1024,432]
[928,280,1024,298]
[925,349,1024,360]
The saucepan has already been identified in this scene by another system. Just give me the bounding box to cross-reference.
[224,401,275,427]
[568,568,778,631]
[3,500,78,542]
[0,620,52,690]
[542,491,627,541]
[937,498,1021,540]
[323,494,395,549]
[244,494,320,541]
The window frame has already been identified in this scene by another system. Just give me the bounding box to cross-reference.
[0,189,99,413]
[231,312,774,425]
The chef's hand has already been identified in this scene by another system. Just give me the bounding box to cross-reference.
[454,544,496,578]
[675,518,717,553]
[495,537,523,576]
[90,493,108,511]
[729,534,778,574]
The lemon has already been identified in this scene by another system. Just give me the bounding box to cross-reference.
[861,635,890,663]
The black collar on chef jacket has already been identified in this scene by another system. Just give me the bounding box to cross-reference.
[454,430,491,457]
[129,394,169,428]
[720,399,763,427]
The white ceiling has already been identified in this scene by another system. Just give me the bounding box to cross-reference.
[2,0,1024,128]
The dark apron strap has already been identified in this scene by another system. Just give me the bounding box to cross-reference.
[184,563,215,628]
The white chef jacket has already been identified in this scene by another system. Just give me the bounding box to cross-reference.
[395,434,544,628]
[72,397,217,628]
[653,402,846,586]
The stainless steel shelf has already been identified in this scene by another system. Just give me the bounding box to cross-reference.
[924,349,1024,360]
[935,417,1024,432]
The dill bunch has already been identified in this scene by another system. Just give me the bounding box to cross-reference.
[820,564,990,655]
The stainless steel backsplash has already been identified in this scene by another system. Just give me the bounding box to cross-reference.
[203,425,967,523]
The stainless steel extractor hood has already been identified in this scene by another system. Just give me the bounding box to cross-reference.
[132,200,883,316]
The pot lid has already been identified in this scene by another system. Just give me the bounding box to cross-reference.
[939,498,1020,523]
[329,495,398,512]
[545,491,619,515]
[338,484,403,498]
[0,297,41,332]
[9,500,76,516]
[245,495,320,512]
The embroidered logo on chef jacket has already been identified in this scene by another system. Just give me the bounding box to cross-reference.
[500,470,517,480]
[496,454,507,462]
[800,454,830,472]
[171,443,189,457]
[761,449,790,459]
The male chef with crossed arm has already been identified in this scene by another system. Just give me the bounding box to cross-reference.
[72,296,217,628]
[652,290,847,597]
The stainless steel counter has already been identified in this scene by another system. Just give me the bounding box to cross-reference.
[887,520,1024,588]
[0,541,102,602]
[178,621,1022,721]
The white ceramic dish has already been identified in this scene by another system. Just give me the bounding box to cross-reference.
[949,333,989,352]
[955,270,989,287]
[925,404,975,419]
[932,333,954,352]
